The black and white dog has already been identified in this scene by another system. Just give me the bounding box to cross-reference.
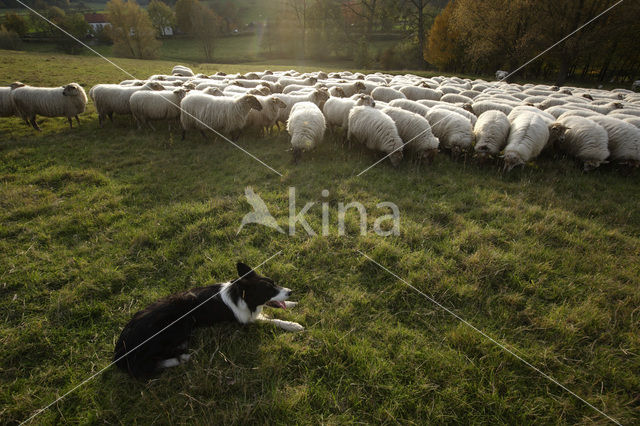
[114,262,303,378]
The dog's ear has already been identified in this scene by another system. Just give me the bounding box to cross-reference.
[236,262,256,278]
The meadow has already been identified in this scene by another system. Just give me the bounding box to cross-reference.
[0,49,639,424]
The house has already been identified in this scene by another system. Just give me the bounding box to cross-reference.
[84,13,109,32]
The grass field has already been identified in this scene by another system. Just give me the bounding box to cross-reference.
[1,50,639,424]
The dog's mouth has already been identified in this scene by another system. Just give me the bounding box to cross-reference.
[266,301,286,309]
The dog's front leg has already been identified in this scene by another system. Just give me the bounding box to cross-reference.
[258,315,304,332]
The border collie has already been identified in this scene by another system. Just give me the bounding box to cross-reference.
[114,262,303,378]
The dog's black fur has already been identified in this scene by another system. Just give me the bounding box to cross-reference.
[114,262,291,378]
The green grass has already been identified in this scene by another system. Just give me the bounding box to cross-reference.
[1,50,640,424]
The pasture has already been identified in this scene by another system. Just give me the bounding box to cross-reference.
[1,50,639,424]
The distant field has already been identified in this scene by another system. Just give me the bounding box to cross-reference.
[1,50,639,424]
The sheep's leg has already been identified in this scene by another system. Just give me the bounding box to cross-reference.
[200,130,207,140]
[98,114,103,128]
[67,117,73,129]
[147,121,156,131]
[108,112,114,123]
[182,129,187,141]
[30,117,41,131]
[75,115,80,126]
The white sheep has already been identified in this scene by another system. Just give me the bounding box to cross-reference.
[129,88,189,130]
[623,117,640,128]
[323,94,375,131]
[425,108,474,157]
[588,116,640,166]
[503,112,550,171]
[429,103,477,126]
[245,95,287,134]
[382,106,439,163]
[90,81,164,126]
[172,65,195,77]
[276,90,330,126]
[180,93,263,141]
[471,100,514,117]
[441,93,473,104]
[323,81,366,97]
[399,86,443,101]
[287,101,326,162]
[347,105,404,167]
[473,110,511,159]
[11,82,88,130]
[548,115,609,170]
[388,99,430,117]
[371,86,406,103]
[0,81,25,117]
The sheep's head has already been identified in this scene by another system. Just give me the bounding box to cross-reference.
[308,77,318,85]
[561,89,572,95]
[271,96,287,109]
[147,82,165,91]
[217,71,227,76]
[245,73,259,80]
[612,102,623,109]
[62,83,81,97]
[155,75,166,81]
[420,148,438,164]
[172,88,189,100]
[173,81,184,86]
[9,81,25,90]
[195,73,207,78]
[332,87,346,97]
[583,159,606,172]
[355,94,375,107]
[329,73,341,79]
[317,72,328,80]
[550,86,559,91]
[183,82,197,90]
[582,93,594,100]
[243,95,263,111]
[389,150,403,167]
[313,90,330,108]
[549,123,569,144]
[203,87,223,96]
[462,103,474,113]
[233,80,245,87]
[354,81,366,93]
[502,152,524,172]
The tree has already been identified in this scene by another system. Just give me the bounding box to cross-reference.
[147,0,175,37]
[285,0,308,57]
[4,12,28,36]
[174,0,197,34]
[190,2,221,61]
[106,0,160,59]
[57,12,90,53]
[424,0,464,71]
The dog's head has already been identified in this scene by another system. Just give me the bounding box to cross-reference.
[232,262,291,312]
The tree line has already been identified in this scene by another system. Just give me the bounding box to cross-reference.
[425,0,640,85]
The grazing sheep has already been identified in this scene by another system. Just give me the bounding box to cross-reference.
[470,100,514,117]
[276,90,330,126]
[557,109,600,120]
[429,103,477,126]
[11,82,88,130]
[425,109,474,157]
[473,110,511,159]
[0,81,25,117]
[277,76,317,87]
[180,93,262,141]
[441,93,473,104]
[90,81,164,126]
[323,94,375,131]
[371,86,406,103]
[548,115,609,170]
[172,65,195,77]
[328,86,346,98]
[508,105,555,125]
[382,106,439,163]
[399,86,443,101]
[588,116,640,166]
[503,113,550,171]
[388,99,430,117]
[324,81,366,97]
[347,106,404,167]
[245,95,287,134]
[287,102,326,162]
[129,88,189,130]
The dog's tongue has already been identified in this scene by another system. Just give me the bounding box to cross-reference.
[268,301,287,309]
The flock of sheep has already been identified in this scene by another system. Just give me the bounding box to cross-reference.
[2,64,640,171]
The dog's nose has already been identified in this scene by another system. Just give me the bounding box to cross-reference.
[286,290,292,297]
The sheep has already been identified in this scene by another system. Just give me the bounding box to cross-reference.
[324,81,366,97]
[470,100,514,117]
[429,103,477,126]
[90,81,164,126]
[399,86,443,101]
[425,108,474,157]
[502,112,551,171]
[0,81,25,117]
[382,106,439,163]
[276,90,330,126]
[623,117,640,128]
[563,101,623,115]
[172,65,195,77]
[180,93,263,141]
[287,102,326,162]
[547,115,609,170]
[347,105,404,167]
[129,88,189,130]
[11,82,88,130]
[388,99,430,117]
[441,93,473,104]
[277,76,317,87]
[557,109,600,120]
[473,110,511,159]
[632,80,640,92]
[244,95,287,134]
[371,86,406,103]
[323,94,375,131]
[588,116,640,166]
[328,86,346,97]
[508,105,555,125]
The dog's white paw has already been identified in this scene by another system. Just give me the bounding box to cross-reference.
[281,321,304,332]
[179,354,191,363]
[284,301,298,308]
